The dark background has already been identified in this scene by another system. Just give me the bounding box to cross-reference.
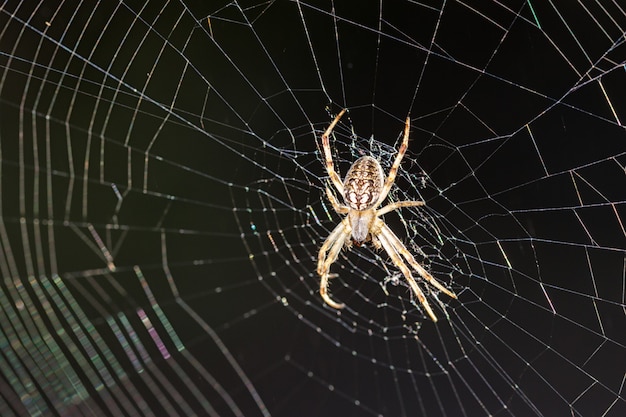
[1,1,625,416]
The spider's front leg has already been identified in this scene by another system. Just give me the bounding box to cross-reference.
[317,219,351,309]
[374,226,439,322]
[372,218,456,321]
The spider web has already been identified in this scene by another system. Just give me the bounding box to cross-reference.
[1,1,625,416]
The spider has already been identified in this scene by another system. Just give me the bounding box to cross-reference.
[317,109,456,322]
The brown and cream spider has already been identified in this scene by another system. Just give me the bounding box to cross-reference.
[317,109,456,322]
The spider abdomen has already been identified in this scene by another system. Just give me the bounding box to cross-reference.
[343,156,384,211]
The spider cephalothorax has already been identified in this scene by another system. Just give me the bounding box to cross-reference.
[317,109,456,321]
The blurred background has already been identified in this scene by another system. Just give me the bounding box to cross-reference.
[1,1,625,416]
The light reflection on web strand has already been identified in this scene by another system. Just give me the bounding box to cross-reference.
[137,308,171,360]
[133,265,184,354]
[0,271,133,415]
[87,223,116,272]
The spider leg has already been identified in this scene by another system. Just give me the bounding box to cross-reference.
[374,224,438,322]
[375,116,411,207]
[318,219,350,309]
[377,200,424,216]
[378,221,456,300]
[321,109,347,196]
[326,187,349,214]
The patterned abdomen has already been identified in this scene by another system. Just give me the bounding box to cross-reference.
[343,156,384,210]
